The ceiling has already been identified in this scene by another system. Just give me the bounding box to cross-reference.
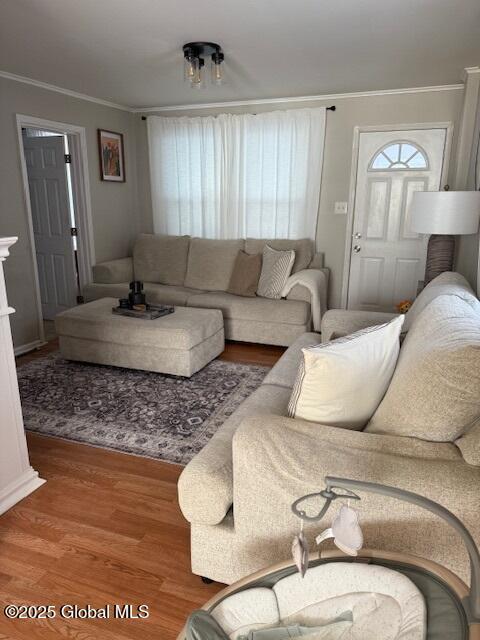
[1,0,479,109]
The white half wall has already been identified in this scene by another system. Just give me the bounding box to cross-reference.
[0,237,45,515]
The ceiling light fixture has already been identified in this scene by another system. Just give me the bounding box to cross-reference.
[183,42,224,89]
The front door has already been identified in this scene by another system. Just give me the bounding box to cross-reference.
[23,135,77,319]
[347,128,449,312]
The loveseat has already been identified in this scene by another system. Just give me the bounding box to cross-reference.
[83,234,329,347]
[177,272,480,586]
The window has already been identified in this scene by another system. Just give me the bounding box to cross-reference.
[370,142,428,171]
[147,108,326,239]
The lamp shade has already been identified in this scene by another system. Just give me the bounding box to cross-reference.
[410,191,480,235]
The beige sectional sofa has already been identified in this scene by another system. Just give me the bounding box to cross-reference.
[83,234,329,347]
[178,272,480,586]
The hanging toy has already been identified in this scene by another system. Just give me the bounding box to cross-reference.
[316,504,363,556]
[291,515,309,577]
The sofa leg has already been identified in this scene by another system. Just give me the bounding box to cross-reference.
[201,576,214,584]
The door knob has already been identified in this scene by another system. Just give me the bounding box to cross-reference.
[354,232,362,239]
[353,245,361,253]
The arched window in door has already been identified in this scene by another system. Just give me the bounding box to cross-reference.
[369,141,429,171]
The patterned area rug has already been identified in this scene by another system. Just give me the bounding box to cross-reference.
[18,353,269,465]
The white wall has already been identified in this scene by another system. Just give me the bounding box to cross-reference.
[135,87,464,307]
[0,76,138,349]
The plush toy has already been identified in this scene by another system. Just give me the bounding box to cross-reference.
[396,299,412,314]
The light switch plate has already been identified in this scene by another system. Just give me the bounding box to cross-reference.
[334,201,348,215]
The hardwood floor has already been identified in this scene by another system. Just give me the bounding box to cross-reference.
[16,338,285,368]
[1,341,284,639]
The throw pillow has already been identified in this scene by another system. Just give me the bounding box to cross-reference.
[366,294,480,442]
[288,315,405,429]
[257,245,295,299]
[227,250,262,297]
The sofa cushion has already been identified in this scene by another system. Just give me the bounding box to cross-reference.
[83,282,203,306]
[185,238,245,291]
[403,271,474,332]
[288,317,404,430]
[144,283,205,306]
[92,257,134,284]
[187,291,310,325]
[263,332,320,388]
[228,250,262,297]
[257,245,295,299]
[367,294,480,442]
[245,238,313,273]
[133,234,190,286]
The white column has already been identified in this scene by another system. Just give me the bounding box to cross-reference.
[0,237,45,514]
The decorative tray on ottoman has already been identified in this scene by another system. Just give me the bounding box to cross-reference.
[112,304,174,320]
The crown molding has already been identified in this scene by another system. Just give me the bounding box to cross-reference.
[0,70,132,112]
[0,69,465,114]
[134,83,464,113]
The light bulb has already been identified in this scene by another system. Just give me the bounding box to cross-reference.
[211,51,224,85]
[191,58,203,89]
[212,60,223,85]
[184,56,196,82]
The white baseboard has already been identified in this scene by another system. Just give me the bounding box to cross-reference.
[0,467,46,515]
[14,339,47,356]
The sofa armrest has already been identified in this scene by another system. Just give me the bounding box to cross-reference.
[177,433,234,527]
[321,309,397,342]
[92,257,133,284]
[178,384,291,526]
[285,284,311,304]
[285,268,329,331]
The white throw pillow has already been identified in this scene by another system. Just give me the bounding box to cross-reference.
[257,245,295,299]
[288,315,405,429]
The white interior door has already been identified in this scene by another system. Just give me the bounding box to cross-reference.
[23,135,77,319]
[347,128,448,312]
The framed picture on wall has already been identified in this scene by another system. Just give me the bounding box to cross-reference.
[98,129,125,182]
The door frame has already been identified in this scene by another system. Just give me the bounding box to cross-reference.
[340,122,454,309]
[15,114,96,351]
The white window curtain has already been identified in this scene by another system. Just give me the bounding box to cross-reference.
[147,107,326,239]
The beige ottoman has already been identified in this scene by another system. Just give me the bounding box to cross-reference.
[55,298,225,377]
